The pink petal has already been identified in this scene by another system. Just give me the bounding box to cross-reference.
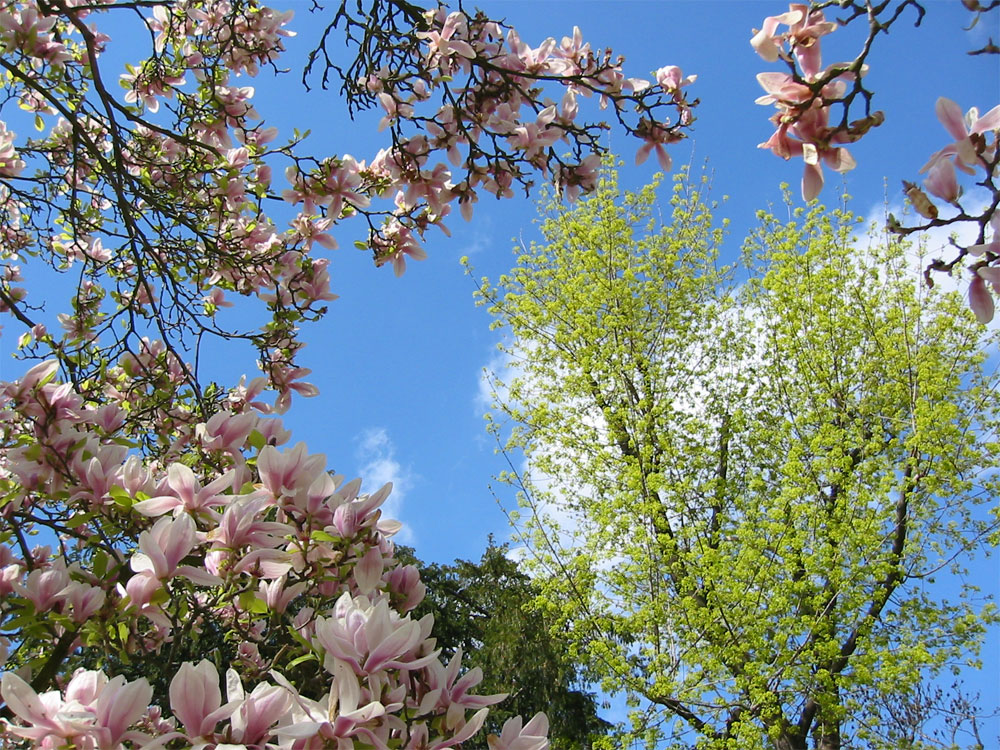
[971,103,1000,135]
[750,26,781,62]
[802,162,824,201]
[132,495,181,517]
[823,147,856,173]
[0,673,48,725]
[935,97,968,141]
[354,546,383,595]
[170,661,221,737]
[923,159,959,202]
[176,565,225,587]
[97,677,152,743]
[654,144,672,172]
[449,708,489,745]
[363,621,420,674]
[969,274,995,323]
[756,71,794,95]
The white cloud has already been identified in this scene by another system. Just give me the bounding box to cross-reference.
[355,427,415,544]
[475,347,514,416]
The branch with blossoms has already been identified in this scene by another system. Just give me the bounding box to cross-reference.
[0,361,550,750]
[300,2,697,272]
[0,0,330,443]
[887,98,1000,322]
[750,1,928,200]
[885,0,1000,323]
[1,0,696,445]
[751,2,1000,323]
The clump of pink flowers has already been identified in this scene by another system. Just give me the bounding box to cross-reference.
[751,3,872,201]
[0,360,549,749]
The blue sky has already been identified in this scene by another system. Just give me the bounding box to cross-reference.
[1,0,998,737]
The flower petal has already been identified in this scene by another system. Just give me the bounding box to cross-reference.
[935,97,968,141]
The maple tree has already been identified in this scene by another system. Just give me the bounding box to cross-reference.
[478,167,1000,749]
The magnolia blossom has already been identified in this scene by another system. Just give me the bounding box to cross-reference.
[751,4,837,78]
[169,661,239,740]
[751,5,870,200]
[488,713,550,750]
[922,97,1000,176]
[0,121,25,176]
[902,98,1000,322]
[1,670,153,748]
[312,592,441,676]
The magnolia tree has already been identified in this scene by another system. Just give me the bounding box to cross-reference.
[0,0,996,748]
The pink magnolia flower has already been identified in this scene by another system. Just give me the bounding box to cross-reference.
[290,213,337,252]
[756,100,856,201]
[654,65,696,98]
[123,570,165,621]
[487,713,550,750]
[1,670,153,749]
[312,592,440,677]
[418,11,478,66]
[209,492,290,551]
[13,565,70,612]
[203,287,234,313]
[385,564,426,612]
[271,664,388,749]
[86,673,155,749]
[751,4,837,79]
[330,481,393,538]
[377,92,415,132]
[8,359,59,401]
[270,365,320,414]
[421,649,507,716]
[224,669,292,747]
[372,220,429,277]
[258,575,308,613]
[319,155,369,215]
[922,97,1000,176]
[169,660,239,740]
[635,121,682,172]
[232,547,295,578]
[133,463,235,517]
[195,410,256,455]
[922,158,960,203]
[258,442,327,501]
[0,120,26,177]
[60,580,107,623]
[556,154,601,203]
[130,514,222,586]
[0,672,91,746]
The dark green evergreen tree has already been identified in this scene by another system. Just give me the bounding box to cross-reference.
[397,541,611,750]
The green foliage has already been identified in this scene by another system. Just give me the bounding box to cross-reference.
[476,166,1000,749]
[398,542,611,750]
